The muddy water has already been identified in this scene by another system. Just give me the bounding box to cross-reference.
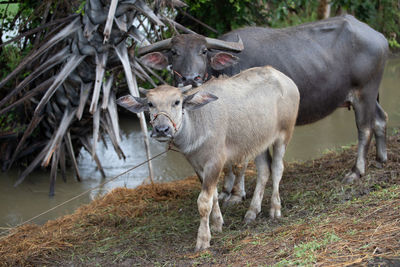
[1,56,399,229]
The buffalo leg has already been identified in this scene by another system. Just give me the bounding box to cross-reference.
[219,162,247,203]
[219,164,235,201]
[374,102,388,165]
[244,151,270,223]
[270,141,286,219]
[195,160,223,251]
[223,161,248,206]
[210,187,223,232]
[344,90,375,183]
[230,161,248,202]
[228,150,272,205]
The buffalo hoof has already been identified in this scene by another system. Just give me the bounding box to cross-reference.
[270,208,281,219]
[218,191,230,202]
[376,150,387,165]
[211,222,223,233]
[195,240,210,252]
[223,194,245,207]
[373,161,384,169]
[210,217,223,233]
[342,171,360,184]
[244,210,257,224]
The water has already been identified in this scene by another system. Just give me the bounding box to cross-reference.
[0,119,194,229]
[1,56,399,229]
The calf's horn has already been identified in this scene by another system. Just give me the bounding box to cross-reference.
[137,38,172,56]
[138,87,149,95]
[205,35,244,52]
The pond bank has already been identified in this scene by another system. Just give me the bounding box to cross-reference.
[1,131,400,266]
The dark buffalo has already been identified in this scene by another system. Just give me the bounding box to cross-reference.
[138,15,388,188]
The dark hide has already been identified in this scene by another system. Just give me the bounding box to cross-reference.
[142,15,388,126]
[140,15,389,180]
[218,16,388,126]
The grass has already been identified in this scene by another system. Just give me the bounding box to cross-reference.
[0,131,400,266]
[0,2,19,19]
[289,232,341,265]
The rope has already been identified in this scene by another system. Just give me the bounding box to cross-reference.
[0,147,178,239]
[152,111,180,132]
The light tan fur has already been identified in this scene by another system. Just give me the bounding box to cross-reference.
[120,66,300,251]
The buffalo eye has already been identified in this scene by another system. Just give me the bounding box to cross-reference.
[174,100,180,106]
[171,49,178,56]
[202,48,207,55]
[148,102,154,108]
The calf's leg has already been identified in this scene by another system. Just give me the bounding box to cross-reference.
[270,140,286,219]
[219,162,247,204]
[244,151,270,223]
[219,165,235,201]
[195,160,223,251]
[225,161,248,205]
[223,151,272,206]
[210,187,223,232]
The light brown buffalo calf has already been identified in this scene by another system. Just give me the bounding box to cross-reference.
[117,66,300,251]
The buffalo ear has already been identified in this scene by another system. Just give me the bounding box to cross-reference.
[116,95,148,113]
[210,52,239,70]
[140,52,169,70]
[183,91,218,110]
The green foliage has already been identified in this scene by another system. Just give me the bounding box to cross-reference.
[178,0,320,36]
[179,0,400,49]
[0,2,38,81]
[1,45,19,73]
[0,44,32,80]
[0,110,26,134]
[178,0,270,36]
[0,3,19,19]
[388,37,400,49]
[0,45,20,77]
[266,0,319,28]
[75,1,86,15]
[331,0,400,48]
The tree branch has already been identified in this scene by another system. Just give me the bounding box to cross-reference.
[177,8,218,34]
[0,1,19,5]
[0,14,78,48]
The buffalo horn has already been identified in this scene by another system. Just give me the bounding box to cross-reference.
[205,35,244,52]
[137,38,172,56]
[179,84,192,94]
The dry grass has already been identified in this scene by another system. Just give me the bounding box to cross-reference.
[228,187,400,266]
[1,132,400,266]
[0,177,200,266]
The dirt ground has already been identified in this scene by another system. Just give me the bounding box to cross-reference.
[1,130,400,266]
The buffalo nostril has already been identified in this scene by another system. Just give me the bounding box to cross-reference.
[182,77,187,81]
[156,125,170,134]
[194,75,202,81]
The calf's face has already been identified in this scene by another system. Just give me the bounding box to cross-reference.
[117,85,218,142]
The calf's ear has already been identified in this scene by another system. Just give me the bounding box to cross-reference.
[140,52,169,70]
[210,52,239,70]
[183,91,218,110]
[116,95,148,113]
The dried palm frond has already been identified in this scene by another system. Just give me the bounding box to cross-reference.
[0,0,193,195]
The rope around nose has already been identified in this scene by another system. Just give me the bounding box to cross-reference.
[152,112,180,132]
[0,146,179,240]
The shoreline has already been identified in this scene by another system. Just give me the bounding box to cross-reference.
[0,132,400,266]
